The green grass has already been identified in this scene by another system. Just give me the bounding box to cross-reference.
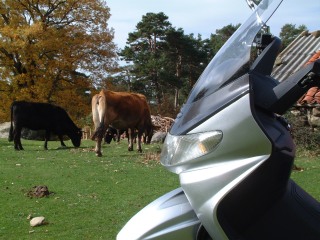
[0,138,319,240]
[291,153,320,201]
[0,138,179,240]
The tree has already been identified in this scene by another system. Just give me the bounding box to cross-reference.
[120,13,213,113]
[0,0,118,122]
[209,24,240,55]
[279,23,308,50]
[164,29,212,109]
[120,12,172,105]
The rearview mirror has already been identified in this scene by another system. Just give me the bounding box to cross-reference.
[246,0,262,10]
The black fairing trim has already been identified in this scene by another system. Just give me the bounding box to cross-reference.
[216,123,294,238]
[250,37,281,76]
[242,179,320,240]
[170,75,250,135]
[252,62,320,115]
[269,61,320,115]
[217,103,320,239]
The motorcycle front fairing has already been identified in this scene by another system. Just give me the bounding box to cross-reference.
[159,2,283,238]
[118,1,281,239]
[161,0,320,239]
[117,188,201,240]
[117,3,270,239]
[117,0,320,239]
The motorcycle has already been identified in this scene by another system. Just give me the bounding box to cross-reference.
[117,0,320,239]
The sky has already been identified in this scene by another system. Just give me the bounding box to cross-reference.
[106,0,320,50]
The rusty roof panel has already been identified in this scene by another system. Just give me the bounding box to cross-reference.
[272,31,320,82]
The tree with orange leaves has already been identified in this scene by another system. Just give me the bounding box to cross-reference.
[0,0,118,123]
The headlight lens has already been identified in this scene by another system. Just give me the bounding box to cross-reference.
[160,131,223,167]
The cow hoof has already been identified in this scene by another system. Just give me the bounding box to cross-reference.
[96,152,102,157]
[137,149,142,153]
[128,147,133,151]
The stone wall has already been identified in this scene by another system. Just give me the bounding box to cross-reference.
[307,107,320,129]
[0,122,68,140]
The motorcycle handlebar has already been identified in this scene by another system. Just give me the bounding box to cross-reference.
[269,60,320,114]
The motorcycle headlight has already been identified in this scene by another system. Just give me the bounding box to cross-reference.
[160,131,223,167]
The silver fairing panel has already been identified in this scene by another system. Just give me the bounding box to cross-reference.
[180,92,272,239]
[116,188,200,240]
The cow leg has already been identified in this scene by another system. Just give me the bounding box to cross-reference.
[144,126,153,144]
[92,124,107,157]
[116,129,120,143]
[127,128,133,151]
[137,129,143,153]
[133,133,137,143]
[13,125,23,150]
[17,138,23,150]
[144,127,152,144]
[95,137,103,157]
[92,127,106,156]
[58,135,66,148]
[44,130,51,150]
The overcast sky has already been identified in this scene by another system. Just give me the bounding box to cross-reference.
[106,0,320,49]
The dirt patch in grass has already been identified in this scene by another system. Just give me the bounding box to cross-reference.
[26,185,54,198]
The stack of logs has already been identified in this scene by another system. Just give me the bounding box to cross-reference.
[151,115,174,132]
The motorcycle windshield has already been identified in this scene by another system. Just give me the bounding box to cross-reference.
[186,0,282,104]
[170,0,283,135]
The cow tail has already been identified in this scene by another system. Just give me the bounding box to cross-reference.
[8,103,14,142]
[91,95,106,140]
[91,124,105,140]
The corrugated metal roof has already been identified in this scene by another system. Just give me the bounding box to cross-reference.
[271,30,320,82]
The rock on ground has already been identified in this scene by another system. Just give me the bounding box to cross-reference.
[151,132,167,143]
[30,216,46,227]
[0,122,10,139]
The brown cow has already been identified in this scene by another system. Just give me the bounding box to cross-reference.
[91,90,154,157]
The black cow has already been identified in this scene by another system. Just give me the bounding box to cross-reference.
[104,126,125,144]
[8,101,82,150]
[104,126,152,145]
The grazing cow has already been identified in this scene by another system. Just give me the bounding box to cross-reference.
[91,90,154,157]
[8,101,82,150]
[104,126,125,144]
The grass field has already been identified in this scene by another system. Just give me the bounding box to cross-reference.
[291,151,320,201]
[0,138,319,239]
[0,138,179,240]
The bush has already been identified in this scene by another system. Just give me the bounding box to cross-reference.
[285,110,320,153]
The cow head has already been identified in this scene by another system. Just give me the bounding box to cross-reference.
[71,128,82,147]
[104,127,117,144]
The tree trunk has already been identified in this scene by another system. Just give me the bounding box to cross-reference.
[174,88,179,110]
